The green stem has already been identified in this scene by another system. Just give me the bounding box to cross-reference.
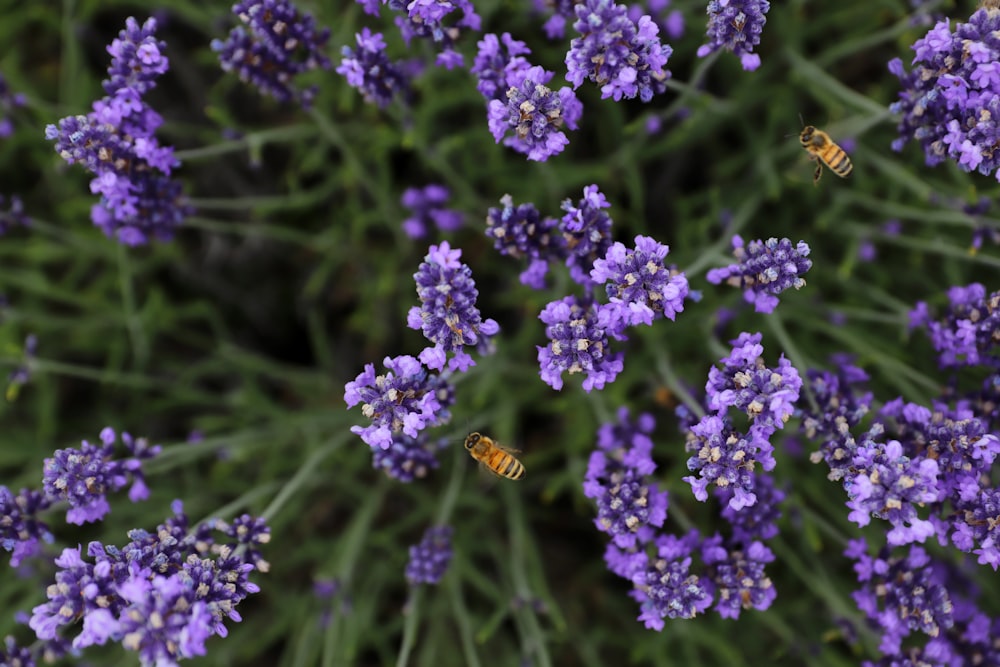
[652,344,705,418]
[260,437,347,523]
[396,587,422,667]
[446,572,482,667]
[117,243,149,369]
[504,485,552,667]
[434,445,468,527]
[184,216,318,246]
[172,124,316,161]
[764,311,819,415]
[682,191,761,277]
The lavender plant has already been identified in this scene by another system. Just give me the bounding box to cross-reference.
[4,1,1000,665]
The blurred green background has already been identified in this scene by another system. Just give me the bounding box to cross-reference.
[1,0,998,665]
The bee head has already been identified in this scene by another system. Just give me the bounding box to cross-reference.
[800,125,815,144]
[464,432,480,451]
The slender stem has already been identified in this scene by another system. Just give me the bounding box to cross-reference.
[434,445,468,527]
[172,124,316,161]
[396,587,422,667]
[765,312,819,415]
[117,243,149,369]
[652,345,705,418]
[260,437,346,523]
[447,573,482,667]
[504,485,552,667]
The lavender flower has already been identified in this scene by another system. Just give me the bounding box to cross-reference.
[533,0,578,39]
[0,194,28,234]
[683,414,775,510]
[560,185,614,288]
[847,539,954,655]
[701,535,776,618]
[705,332,802,435]
[537,295,625,392]
[889,7,1000,179]
[0,72,26,138]
[696,0,770,71]
[718,473,785,545]
[844,436,941,545]
[389,0,480,69]
[41,427,160,525]
[584,408,668,548]
[631,531,712,627]
[400,185,463,238]
[0,636,34,667]
[470,33,532,102]
[909,284,1000,369]
[802,357,873,477]
[337,28,415,109]
[590,234,690,327]
[0,487,53,567]
[565,0,672,102]
[485,194,566,289]
[372,432,445,482]
[45,17,191,245]
[629,0,685,40]
[487,65,583,161]
[212,0,332,107]
[706,236,812,314]
[29,501,266,662]
[405,525,453,585]
[406,241,499,371]
[344,355,454,449]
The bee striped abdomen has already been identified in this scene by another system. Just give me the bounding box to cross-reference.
[820,144,852,177]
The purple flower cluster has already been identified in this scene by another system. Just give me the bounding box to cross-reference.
[407,241,500,372]
[706,236,812,314]
[889,7,1000,179]
[484,194,566,289]
[0,487,53,567]
[801,357,873,476]
[583,408,668,548]
[384,0,481,69]
[344,354,454,449]
[470,33,532,102]
[400,184,463,238]
[537,295,625,392]
[560,185,615,288]
[0,193,28,234]
[684,332,801,508]
[0,72,25,138]
[533,0,579,39]
[372,433,446,482]
[337,28,416,109]
[586,409,783,628]
[212,0,332,108]
[41,427,160,525]
[628,0,684,42]
[847,540,954,657]
[405,525,453,585]
[45,17,191,245]
[909,283,1000,369]
[486,64,584,162]
[28,501,268,664]
[565,0,673,102]
[696,0,770,71]
[590,235,690,327]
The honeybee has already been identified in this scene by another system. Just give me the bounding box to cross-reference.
[799,125,852,185]
[463,432,525,481]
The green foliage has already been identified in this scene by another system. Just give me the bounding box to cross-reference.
[0,0,998,665]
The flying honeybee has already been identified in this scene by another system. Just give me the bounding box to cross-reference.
[799,125,852,185]
[463,432,525,481]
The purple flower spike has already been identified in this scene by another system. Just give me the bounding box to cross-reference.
[702,535,776,619]
[683,414,774,510]
[485,194,566,289]
[560,184,615,288]
[45,17,191,244]
[337,28,415,109]
[115,573,215,662]
[584,408,668,548]
[537,295,625,392]
[591,234,690,327]
[696,0,770,71]
[889,7,1000,179]
[0,72,27,138]
[705,332,803,435]
[631,531,712,628]
[372,432,445,482]
[707,236,812,313]
[471,33,532,102]
[407,241,499,372]
[400,185,463,239]
[344,355,454,449]
[212,0,332,108]
[565,0,672,102]
[41,428,160,525]
[534,0,578,39]
[405,525,453,585]
[0,193,29,235]
[389,0,480,69]
[909,284,1000,369]
[0,486,53,566]
[487,65,583,161]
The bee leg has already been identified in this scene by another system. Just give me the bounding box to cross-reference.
[813,163,823,186]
